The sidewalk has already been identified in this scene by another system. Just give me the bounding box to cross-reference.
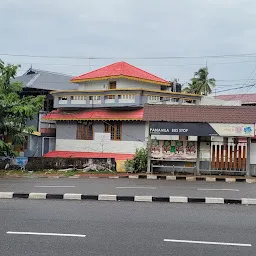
[1,172,256,183]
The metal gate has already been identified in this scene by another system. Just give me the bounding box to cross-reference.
[211,143,247,171]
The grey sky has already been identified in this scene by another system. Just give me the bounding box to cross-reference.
[1,0,256,95]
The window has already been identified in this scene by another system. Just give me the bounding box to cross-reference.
[71,95,86,100]
[59,96,67,100]
[104,121,122,140]
[89,96,101,101]
[76,122,93,140]
[109,81,116,89]
[120,94,135,100]
[106,95,115,99]
[148,96,160,101]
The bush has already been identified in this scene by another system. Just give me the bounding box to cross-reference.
[124,148,148,173]
[124,159,135,173]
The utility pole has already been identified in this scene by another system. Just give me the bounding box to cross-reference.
[146,121,152,173]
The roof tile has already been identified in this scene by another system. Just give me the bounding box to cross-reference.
[43,108,144,121]
[71,61,170,85]
[143,105,256,123]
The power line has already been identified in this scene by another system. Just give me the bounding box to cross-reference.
[215,84,254,94]
[8,59,256,68]
[2,52,256,60]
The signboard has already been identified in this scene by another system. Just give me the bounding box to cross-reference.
[150,122,254,137]
[211,123,254,137]
[149,122,218,136]
[15,157,28,168]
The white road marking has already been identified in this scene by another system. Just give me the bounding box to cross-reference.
[163,239,251,247]
[116,186,156,189]
[7,231,86,238]
[34,186,75,188]
[197,188,239,192]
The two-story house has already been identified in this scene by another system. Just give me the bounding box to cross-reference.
[13,67,77,157]
[42,61,202,171]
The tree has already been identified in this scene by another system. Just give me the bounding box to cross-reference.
[183,67,216,95]
[0,59,45,156]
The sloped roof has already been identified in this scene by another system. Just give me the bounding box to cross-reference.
[43,108,144,121]
[71,61,170,86]
[216,94,256,103]
[44,151,134,160]
[143,104,256,123]
[13,68,77,91]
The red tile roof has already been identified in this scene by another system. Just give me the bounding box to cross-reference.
[42,108,144,121]
[143,104,256,123]
[44,151,134,160]
[71,61,170,86]
[216,94,256,103]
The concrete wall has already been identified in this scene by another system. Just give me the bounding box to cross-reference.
[78,80,107,90]
[24,135,42,157]
[78,78,162,91]
[118,79,161,90]
[56,122,77,140]
[200,97,241,106]
[55,121,146,154]
[122,122,145,141]
[56,139,145,154]
[250,142,256,164]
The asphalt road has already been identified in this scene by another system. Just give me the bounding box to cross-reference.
[0,200,255,256]
[1,178,256,198]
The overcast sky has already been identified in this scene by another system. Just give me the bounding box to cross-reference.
[1,0,256,95]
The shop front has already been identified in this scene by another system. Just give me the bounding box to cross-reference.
[149,122,254,174]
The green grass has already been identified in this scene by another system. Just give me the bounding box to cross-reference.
[0,169,116,177]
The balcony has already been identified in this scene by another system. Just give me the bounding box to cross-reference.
[53,89,200,109]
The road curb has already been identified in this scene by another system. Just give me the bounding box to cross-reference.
[1,192,256,205]
[2,175,256,183]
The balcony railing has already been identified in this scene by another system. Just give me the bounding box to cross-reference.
[71,99,86,104]
[54,92,198,108]
[59,99,68,104]
[105,99,115,104]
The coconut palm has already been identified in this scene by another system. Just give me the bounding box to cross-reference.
[183,67,216,95]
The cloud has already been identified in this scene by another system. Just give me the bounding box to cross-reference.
[1,0,256,93]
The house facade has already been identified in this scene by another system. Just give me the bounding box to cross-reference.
[13,68,77,157]
[43,61,203,171]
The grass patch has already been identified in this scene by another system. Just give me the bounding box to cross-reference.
[0,168,116,177]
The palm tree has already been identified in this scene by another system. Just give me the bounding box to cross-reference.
[183,67,216,95]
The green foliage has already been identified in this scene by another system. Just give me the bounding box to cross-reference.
[183,67,216,96]
[0,59,45,156]
[124,159,135,172]
[125,148,148,173]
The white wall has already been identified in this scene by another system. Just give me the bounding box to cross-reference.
[78,78,162,91]
[56,139,145,154]
[250,142,256,164]
[117,79,162,90]
[200,97,241,106]
[78,80,107,90]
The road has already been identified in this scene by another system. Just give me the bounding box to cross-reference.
[0,199,255,255]
[1,178,256,198]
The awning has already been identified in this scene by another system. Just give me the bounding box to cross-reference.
[42,109,144,121]
[44,151,134,161]
[150,122,254,137]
